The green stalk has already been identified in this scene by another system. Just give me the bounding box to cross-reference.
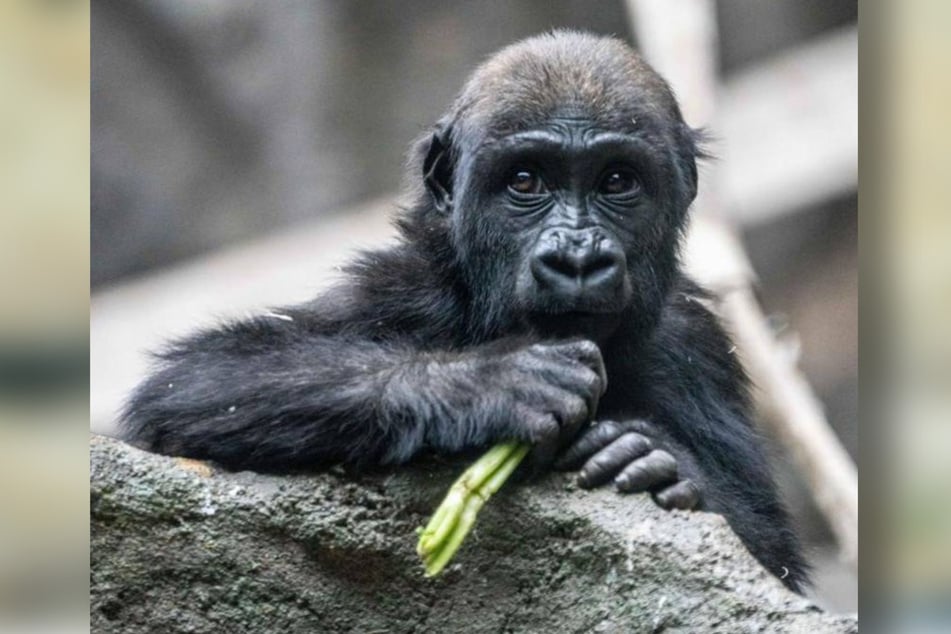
[481,443,530,496]
[423,485,486,576]
[417,441,530,577]
[417,442,518,557]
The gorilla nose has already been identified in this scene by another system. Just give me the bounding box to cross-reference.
[531,231,625,293]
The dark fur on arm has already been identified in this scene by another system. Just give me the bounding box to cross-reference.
[123,323,427,471]
[121,244,477,470]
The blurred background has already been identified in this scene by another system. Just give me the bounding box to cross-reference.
[5,0,951,631]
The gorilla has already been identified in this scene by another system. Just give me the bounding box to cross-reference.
[122,31,808,591]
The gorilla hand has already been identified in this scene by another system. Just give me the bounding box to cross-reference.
[430,339,606,470]
[498,340,606,470]
[553,419,701,510]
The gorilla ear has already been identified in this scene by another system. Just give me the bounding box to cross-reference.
[422,127,454,214]
[677,124,710,204]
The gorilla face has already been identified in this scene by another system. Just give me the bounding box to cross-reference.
[446,114,690,340]
[417,33,701,341]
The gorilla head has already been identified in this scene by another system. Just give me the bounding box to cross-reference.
[413,31,703,341]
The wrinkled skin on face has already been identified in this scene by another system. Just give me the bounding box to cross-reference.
[449,117,684,340]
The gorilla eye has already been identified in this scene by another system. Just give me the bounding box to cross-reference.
[599,169,640,196]
[507,168,545,195]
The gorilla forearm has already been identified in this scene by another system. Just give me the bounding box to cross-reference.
[122,318,604,471]
[123,326,432,469]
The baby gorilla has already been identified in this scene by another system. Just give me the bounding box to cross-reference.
[122,31,808,591]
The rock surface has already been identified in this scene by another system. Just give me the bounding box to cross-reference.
[91,435,857,633]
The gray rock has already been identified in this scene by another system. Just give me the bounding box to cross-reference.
[91,434,857,633]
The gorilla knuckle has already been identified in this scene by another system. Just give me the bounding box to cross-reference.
[616,449,679,492]
[593,420,620,437]
[579,368,603,396]
[646,449,678,471]
[571,340,603,365]
[616,431,652,455]
[584,452,612,474]
[573,339,600,356]
[620,418,655,437]
[655,479,701,510]
[527,342,552,356]
[559,394,588,423]
[583,420,625,448]
[679,478,701,500]
[527,414,559,443]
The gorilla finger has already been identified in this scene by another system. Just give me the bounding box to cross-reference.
[520,409,561,472]
[560,392,589,424]
[527,383,589,432]
[553,420,626,470]
[552,393,592,453]
[573,341,607,396]
[577,432,654,488]
[535,365,603,420]
[617,418,657,437]
[614,449,678,493]
[586,389,602,432]
[592,353,608,396]
[653,479,701,510]
[551,340,607,395]
[566,369,602,428]
[518,406,559,445]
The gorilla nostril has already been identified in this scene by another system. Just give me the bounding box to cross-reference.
[540,252,579,279]
[585,256,621,285]
[533,249,623,290]
[588,254,617,275]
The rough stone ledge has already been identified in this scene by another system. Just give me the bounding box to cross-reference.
[90,434,857,633]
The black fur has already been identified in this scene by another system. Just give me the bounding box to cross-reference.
[122,31,807,591]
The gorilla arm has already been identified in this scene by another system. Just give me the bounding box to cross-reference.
[120,261,606,473]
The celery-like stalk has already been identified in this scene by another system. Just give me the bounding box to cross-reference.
[417,441,530,577]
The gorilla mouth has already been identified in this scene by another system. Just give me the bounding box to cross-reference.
[527,309,623,341]
[531,306,619,317]
[527,286,631,316]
